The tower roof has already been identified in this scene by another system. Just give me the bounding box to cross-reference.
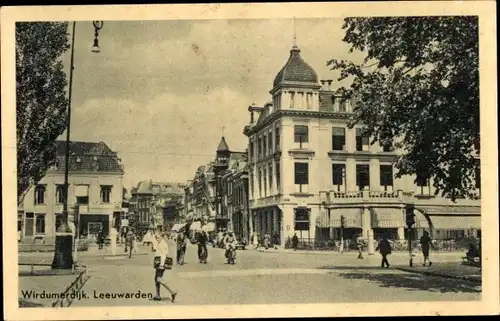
[217,136,230,152]
[273,45,318,88]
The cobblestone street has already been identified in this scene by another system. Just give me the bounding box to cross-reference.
[33,243,479,307]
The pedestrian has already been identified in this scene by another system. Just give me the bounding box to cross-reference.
[375,236,392,268]
[176,232,187,265]
[273,232,280,250]
[419,230,435,267]
[126,229,135,258]
[263,233,270,250]
[152,233,177,302]
[356,233,364,259]
[97,229,104,250]
[292,233,299,251]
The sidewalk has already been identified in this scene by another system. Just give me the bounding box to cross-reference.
[254,247,464,258]
[396,262,481,283]
[19,244,149,263]
[18,267,86,307]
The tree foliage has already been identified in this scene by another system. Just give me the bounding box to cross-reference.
[328,16,479,201]
[16,22,70,203]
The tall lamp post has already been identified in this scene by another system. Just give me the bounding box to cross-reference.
[52,21,104,270]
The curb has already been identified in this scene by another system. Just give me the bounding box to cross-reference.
[396,267,481,284]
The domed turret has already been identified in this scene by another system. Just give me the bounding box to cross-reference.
[273,45,318,88]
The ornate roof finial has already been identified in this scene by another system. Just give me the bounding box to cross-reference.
[293,16,297,47]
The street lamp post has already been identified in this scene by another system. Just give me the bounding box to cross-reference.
[51,21,104,270]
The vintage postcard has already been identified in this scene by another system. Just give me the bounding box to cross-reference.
[1,2,499,320]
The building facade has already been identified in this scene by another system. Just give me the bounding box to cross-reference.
[19,141,124,244]
[221,153,250,242]
[244,44,481,248]
[131,181,185,233]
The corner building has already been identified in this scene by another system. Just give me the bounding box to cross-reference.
[244,44,481,248]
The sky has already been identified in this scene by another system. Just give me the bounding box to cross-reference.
[58,18,365,190]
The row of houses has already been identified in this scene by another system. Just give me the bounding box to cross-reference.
[181,43,481,247]
[18,139,187,244]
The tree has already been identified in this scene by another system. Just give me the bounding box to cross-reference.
[329,17,479,201]
[16,22,70,204]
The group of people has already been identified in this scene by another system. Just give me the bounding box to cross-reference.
[175,228,239,265]
[251,232,281,250]
[372,230,435,268]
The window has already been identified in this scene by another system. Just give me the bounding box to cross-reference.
[332,127,346,151]
[332,164,346,191]
[35,213,45,235]
[339,100,346,112]
[275,126,280,150]
[356,128,370,151]
[306,93,312,109]
[276,162,281,192]
[294,125,308,145]
[76,196,89,204]
[34,185,46,205]
[356,164,370,190]
[294,162,309,192]
[475,167,481,189]
[268,133,273,154]
[382,139,394,152]
[258,169,262,197]
[294,208,310,231]
[290,92,295,108]
[416,173,430,195]
[55,185,66,204]
[263,168,267,197]
[249,176,254,197]
[249,142,254,161]
[269,163,273,190]
[263,135,267,157]
[380,165,394,191]
[101,186,112,203]
[55,213,63,232]
[258,137,262,158]
[25,212,34,236]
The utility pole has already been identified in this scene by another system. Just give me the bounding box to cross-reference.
[340,215,345,253]
[406,203,416,267]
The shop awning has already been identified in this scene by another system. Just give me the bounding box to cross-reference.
[317,208,362,228]
[428,215,481,230]
[416,205,481,215]
[171,223,187,232]
[371,208,405,228]
[189,221,201,231]
[202,222,216,232]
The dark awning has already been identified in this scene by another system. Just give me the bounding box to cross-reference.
[317,208,362,228]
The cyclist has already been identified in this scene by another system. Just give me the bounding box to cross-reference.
[223,231,238,262]
[196,228,209,263]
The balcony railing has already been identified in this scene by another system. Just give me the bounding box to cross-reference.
[369,191,398,198]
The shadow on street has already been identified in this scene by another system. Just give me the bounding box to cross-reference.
[317,266,481,294]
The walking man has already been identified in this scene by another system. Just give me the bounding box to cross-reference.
[292,233,299,251]
[375,236,392,268]
[356,233,365,259]
[176,232,187,265]
[419,230,434,267]
[125,229,135,259]
[152,233,177,302]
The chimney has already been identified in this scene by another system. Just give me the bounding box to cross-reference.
[327,80,333,91]
[320,80,326,90]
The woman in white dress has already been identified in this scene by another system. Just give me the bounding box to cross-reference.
[152,233,177,302]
